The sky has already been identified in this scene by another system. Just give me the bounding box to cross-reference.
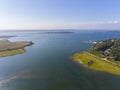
[0,0,120,30]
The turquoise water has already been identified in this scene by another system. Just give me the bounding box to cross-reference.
[0,30,120,90]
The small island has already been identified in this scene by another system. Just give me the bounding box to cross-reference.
[0,35,16,38]
[39,31,74,34]
[73,38,120,76]
[0,39,33,57]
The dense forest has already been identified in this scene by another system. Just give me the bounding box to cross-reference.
[90,38,120,61]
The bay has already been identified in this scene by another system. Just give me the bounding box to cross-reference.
[0,30,120,90]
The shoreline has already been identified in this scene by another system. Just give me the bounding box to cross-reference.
[0,49,25,57]
[0,35,17,38]
[72,52,120,76]
[0,39,33,57]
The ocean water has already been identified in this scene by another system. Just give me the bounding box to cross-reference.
[0,30,120,90]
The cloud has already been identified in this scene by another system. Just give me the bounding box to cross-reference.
[0,20,120,30]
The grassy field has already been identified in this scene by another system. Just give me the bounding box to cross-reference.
[0,49,25,57]
[73,52,120,76]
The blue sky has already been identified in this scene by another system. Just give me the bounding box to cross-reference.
[0,0,120,30]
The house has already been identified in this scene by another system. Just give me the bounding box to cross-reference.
[104,48,111,56]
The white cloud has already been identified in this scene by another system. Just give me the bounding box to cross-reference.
[0,20,120,30]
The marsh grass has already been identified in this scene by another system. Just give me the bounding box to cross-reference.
[0,49,25,57]
[73,52,120,76]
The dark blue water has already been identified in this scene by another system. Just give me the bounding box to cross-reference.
[0,30,120,90]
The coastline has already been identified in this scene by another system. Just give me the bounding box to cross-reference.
[0,49,25,57]
[72,52,120,76]
[0,35,16,38]
[0,39,33,57]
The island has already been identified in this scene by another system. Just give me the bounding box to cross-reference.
[0,35,16,38]
[39,31,74,34]
[73,38,120,76]
[0,39,33,57]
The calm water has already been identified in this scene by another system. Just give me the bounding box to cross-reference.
[0,30,120,90]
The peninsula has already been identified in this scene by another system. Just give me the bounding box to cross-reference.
[73,38,120,76]
[0,39,33,57]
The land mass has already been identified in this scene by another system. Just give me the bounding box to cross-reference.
[0,35,16,38]
[0,39,33,57]
[73,38,120,76]
[39,31,74,34]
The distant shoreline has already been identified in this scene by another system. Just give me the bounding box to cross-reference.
[38,31,74,34]
[0,35,17,38]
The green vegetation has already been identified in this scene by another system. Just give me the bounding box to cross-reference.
[72,38,120,76]
[0,49,25,57]
[73,52,120,76]
[0,39,33,57]
[90,38,120,61]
